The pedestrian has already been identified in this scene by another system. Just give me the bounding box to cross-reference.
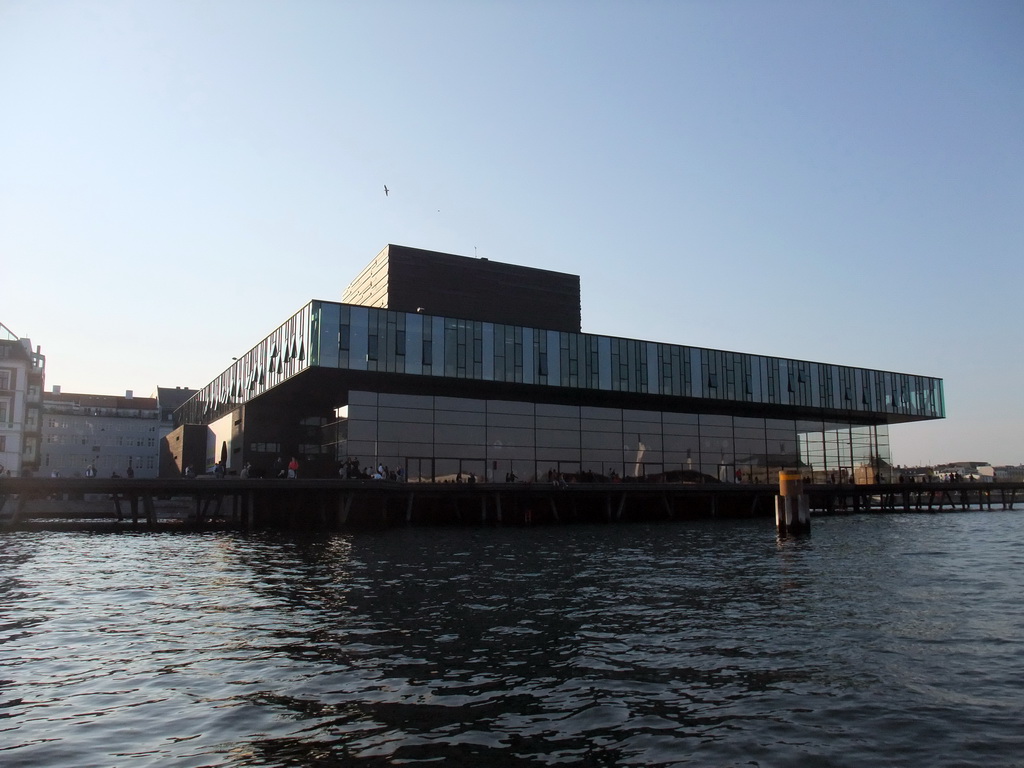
[287,456,299,479]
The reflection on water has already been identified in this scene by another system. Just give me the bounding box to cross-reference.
[2,514,1024,767]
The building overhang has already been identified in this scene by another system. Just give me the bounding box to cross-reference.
[248,366,931,427]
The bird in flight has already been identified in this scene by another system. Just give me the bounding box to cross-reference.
[383,185,389,197]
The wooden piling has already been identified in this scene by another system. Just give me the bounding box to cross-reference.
[143,494,156,528]
[337,493,352,527]
[3,476,1024,532]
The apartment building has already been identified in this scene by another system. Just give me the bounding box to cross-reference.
[0,322,45,477]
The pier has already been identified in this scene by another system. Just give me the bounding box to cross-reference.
[0,476,772,530]
[1,477,1022,531]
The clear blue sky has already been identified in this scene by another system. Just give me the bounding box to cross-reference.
[2,1,1021,466]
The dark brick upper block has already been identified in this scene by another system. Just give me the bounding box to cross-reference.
[342,244,582,332]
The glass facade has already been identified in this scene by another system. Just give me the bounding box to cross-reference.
[329,391,893,484]
[178,300,942,481]
[317,303,943,420]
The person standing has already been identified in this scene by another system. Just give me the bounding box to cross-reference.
[287,456,299,479]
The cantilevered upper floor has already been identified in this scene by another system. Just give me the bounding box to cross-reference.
[177,298,944,428]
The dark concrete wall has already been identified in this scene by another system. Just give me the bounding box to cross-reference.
[161,424,208,477]
[343,245,581,332]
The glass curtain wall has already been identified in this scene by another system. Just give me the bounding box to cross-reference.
[325,304,943,422]
[334,392,892,484]
[179,301,942,436]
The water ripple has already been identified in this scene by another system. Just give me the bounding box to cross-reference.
[2,516,1024,766]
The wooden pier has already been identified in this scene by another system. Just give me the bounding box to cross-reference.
[1,477,1021,531]
[808,481,1022,515]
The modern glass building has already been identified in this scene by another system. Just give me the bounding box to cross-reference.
[176,246,944,483]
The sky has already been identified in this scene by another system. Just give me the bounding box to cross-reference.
[1,0,1022,466]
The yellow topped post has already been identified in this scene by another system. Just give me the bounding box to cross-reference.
[776,470,810,536]
[779,471,803,498]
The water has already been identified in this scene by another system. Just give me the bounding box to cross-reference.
[2,513,1023,767]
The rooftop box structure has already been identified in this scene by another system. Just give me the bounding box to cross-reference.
[342,244,581,332]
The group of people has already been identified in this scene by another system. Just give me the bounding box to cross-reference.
[339,457,367,479]
[337,457,405,481]
[62,462,133,479]
[372,463,404,481]
[180,457,299,479]
[271,457,301,479]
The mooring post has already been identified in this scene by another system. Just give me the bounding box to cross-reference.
[776,470,810,537]
[14,495,26,525]
[143,494,156,528]
[194,494,206,530]
[337,493,352,527]
[1004,487,1016,510]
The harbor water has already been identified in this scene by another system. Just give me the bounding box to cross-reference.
[1,512,1023,767]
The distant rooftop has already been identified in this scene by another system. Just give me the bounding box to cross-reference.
[0,322,20,342]
[44,389,158,410]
